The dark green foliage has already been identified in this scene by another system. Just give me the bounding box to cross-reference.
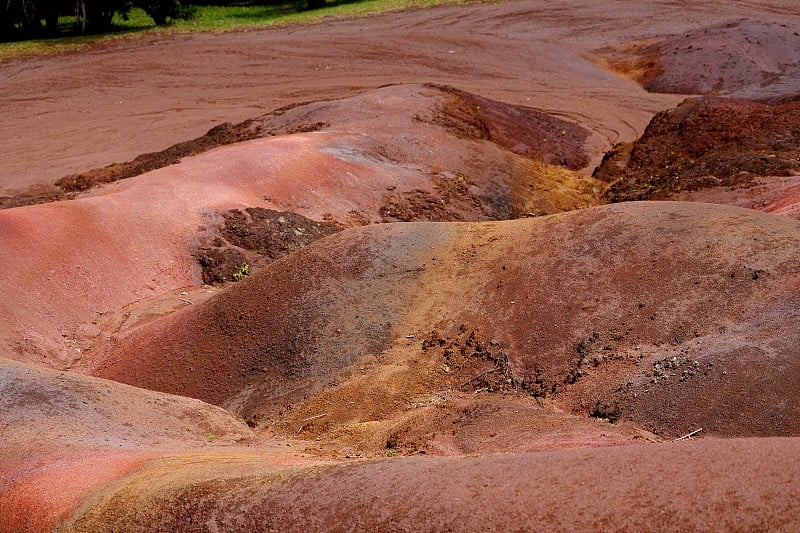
[0,0,194,39]
[134,0,195,25]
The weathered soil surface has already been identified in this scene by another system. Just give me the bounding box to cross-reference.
[594,18,800,104]
[60,438,800,532]
[595,96,800,208]
[2,0,800,531]
[0,83,602,370]
[96,202,800,443]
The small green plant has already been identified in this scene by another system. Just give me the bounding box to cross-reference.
[385,448,400,457]
[206,433,219,442]
[231,262,249,282]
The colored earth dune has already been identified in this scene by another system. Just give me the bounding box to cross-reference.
[1,1,799,531]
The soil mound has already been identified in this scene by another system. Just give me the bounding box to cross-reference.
[0,356,264,533]
[0,357,259,454]
[0,84,601,369]
[4,2,800,529]
[97,202,800,444]
[60,438,800,532]
[594,19,800,103]
[2,84,593,211]
[595,96,800,211]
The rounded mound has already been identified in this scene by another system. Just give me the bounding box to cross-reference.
[97,202,800,443]
[594,19,800,103]
[62,438,800,532]
[595,96,800,211]
[0,84,600,370]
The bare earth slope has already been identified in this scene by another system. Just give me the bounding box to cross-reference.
[60,437,800,532]
[0,84,599,370]
[2,1,800,530]
[0,356,310,533]
[595,18,800,104]
[595,96,800,213]
[97,202,800,444]
[7,0,800,196]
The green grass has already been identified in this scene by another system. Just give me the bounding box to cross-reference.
[0,0,470,59]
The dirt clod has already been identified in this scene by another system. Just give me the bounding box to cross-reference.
[596,97,800,201]
[193,208,342,284]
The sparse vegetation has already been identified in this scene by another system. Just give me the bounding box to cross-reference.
[231,262,249,282]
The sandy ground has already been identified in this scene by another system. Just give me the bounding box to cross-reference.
[3,0,796,196]
[2,1,800,531]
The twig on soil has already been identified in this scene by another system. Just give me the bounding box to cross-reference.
[294,413,328,437]
[178,297,193,305]
[459,368,498,389]
[674,428,702,441]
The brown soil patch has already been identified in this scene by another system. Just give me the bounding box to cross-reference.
[430,86,590,169]
[379,171,504,222]
[0,121,263,210]
[589,39,664,90]
[54,120,264,194]
[595,96,800,202]
[193,208,342,284]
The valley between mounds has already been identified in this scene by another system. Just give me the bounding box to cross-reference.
[2,1,800,531]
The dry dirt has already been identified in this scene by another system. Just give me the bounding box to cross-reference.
[2,0,800,531]
[595,96,800,206]
[95,202,800,443]
[60,438,800,532]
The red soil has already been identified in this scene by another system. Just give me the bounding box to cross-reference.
[1,1,800,530]
[61,438,800,532]
[0,355,270,532]
[0,450,153,533]
[595,18,800,104]
[0,84,601,370]
[97,202,800,443]
[17,0,800,195]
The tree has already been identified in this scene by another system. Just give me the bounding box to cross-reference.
[135,0,195,25]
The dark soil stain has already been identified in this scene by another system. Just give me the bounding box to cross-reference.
[422,326,550,398]
[430,84,590,170]
[193,207,342,284]
[379,172,508,222]
[595,96,800,201]
[55,121,264,194]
